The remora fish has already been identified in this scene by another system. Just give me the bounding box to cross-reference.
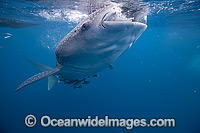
[16,4,147,91]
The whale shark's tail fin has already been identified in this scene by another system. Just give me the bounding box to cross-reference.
[16,60,59,92]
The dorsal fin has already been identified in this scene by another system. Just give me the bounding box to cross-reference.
[16,67,59,92]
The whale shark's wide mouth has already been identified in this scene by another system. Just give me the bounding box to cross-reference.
[101,10,147,29]
[101,5,147,26]
[102,4,147,25]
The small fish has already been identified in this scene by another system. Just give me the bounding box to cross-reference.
[0,46,3,48]
[83,81,90,85]
[82,78,87,81]
[73,81,81,87]
[58,78,67,83]
[73,85,82,89]
[56,75,61,78]
[77,86,82,88]
[108,64,114,69]
[5,36,11,39]
[64,80,73,85]
[92,74,99,77]
[5,33,12,36]
[59,79,65,82]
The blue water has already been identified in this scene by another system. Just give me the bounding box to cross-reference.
[0,0,200,133]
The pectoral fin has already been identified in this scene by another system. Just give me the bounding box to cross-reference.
[16,67,59,92]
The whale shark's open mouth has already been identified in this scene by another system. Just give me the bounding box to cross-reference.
[101,5,147,27]
[101,6,147,29]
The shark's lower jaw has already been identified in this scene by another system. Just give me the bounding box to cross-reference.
[103,16,147,25]
[102,20,147,32]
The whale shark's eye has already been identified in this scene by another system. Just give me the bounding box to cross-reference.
[82,22,90,30]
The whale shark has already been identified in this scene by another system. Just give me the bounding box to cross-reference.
[16,4,147,91]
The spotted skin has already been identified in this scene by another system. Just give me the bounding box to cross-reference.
[16,68,59,92]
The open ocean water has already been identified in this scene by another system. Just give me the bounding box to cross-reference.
[0,0,200,133]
